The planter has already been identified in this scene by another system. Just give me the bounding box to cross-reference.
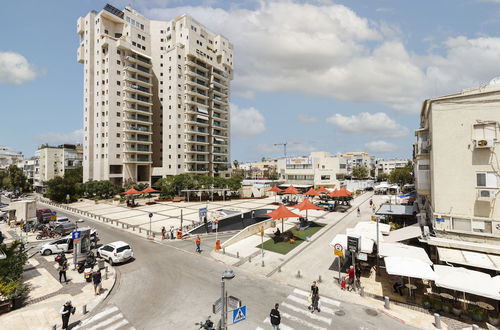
[488,315,499,326]
[452,307,462,316]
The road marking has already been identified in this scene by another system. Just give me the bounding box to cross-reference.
[263,318,295,330]
[87,313,124,330]
[280,312,327,330]
[106,319,130,330]
[286,295,336,314]
[281,302,332,325]
[77,306,119,327]
[292,288,341,307]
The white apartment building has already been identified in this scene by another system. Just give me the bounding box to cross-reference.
[375,158,410,176]
[277,152,341,188]
[0,146,23,169]
[415,82,500,258]
[16,157,38,185]
[34,144,83,188]
[337,151,375,175]
[78,4,233,186]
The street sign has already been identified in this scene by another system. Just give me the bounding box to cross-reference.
[334,243,344,257]
[347,234,361,253]
[199,207,207,217]
[435,217,444,223]
[212,297,222,314]
[232,305,246,324]
[73,238,79,245]
[149,213,153,218]
[72,231,81,240]
[258,225,264,237]
[357,252,368,261]
[66,194,70,200]
[228,296,241,309]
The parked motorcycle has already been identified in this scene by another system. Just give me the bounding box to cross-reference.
[196,317,215,330]
[84,266,93,282]
[76,252,96,274]
[32,223,46,233]
[36,228,59,240]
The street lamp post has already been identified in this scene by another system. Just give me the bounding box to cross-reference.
[220,270,235,330]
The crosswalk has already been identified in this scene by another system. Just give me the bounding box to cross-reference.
[256,288,342,330]
[74,305,136,330]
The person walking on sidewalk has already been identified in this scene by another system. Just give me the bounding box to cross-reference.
[369,199,373,207]
[169,227,174,239]
[195,235,201,253]
[161,226,166,240]
[309,281,320,313]
[270,303,281,330]
[357,207,361,217]
[355,263,362,288]
[60,300,75,329]
[92,269,102,295]
[348,265,355,291]
[58,260,68,284]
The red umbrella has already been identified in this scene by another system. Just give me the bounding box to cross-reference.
[265,204,301,232]
[141,187,160,194]
[304,188,319,197]
[316,186,330,194]
[294,198,323,219]
[124,188,140,195]
[328,189,345,198]
[340,186,353,196]
[283,185,300,194]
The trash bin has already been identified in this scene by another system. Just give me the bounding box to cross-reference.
[98,260,105,270]
[270,221,276,228]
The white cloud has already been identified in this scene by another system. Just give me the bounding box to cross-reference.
[230,103,266,138]
[0,52,38,84]
[327,112,408,137]
[364,140,399,154]
[298,114,317,124]
[34,129,83,145]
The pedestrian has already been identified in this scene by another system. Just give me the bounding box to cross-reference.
[309,281,320,313]
[393,277,404,296]
[357,207,361,217]
[195,235,201,253]
[369,199,373,207]
[355,263,362,288]
[169,227,174,239]
[270,303,281,330]
[58,260,68,284]
[204,216,208,233]
[92,269,102,295]
[0,230,3,245]
[348,265,355,291]
[60,300,75,329]
[161,226,166,240]
[341,275,348,290]
[371,203,376,213]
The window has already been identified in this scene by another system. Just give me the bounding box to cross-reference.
[476,172,498,187]
[116,154,120,158]
[117,123,121,127]
[116,144,120,148]
[452,217,471,232]
[320,175,330,180]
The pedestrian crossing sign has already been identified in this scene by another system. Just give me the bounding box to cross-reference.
[232,305,246,324]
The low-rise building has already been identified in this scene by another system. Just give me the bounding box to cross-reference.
[16,157,39,185]
[0,146,23,169]
[414,81,500,267]
[375,158,411,176]
[337,151,375,176]
[34,144,83,189]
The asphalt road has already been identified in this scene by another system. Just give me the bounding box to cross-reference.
[40,202,416,330]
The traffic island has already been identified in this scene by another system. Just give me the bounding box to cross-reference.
[259,222,326,255]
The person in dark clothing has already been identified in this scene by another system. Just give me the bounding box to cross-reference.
[161,226,166,240]
[60,300,75,329]
[393,277,404,296]
[310,281,320,313]
[58,261,68,283]
[0,231,3,245]
[270,303,281,330]
[92,269,102,295]
[203,216,209,233]
[355,264,362,287]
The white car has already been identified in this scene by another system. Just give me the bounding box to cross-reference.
[40,236,73,256]
[97,241,133,265]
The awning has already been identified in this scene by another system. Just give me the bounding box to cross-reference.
[214,138,224,142]
[385,224,421,243]
[380,243,432,265]
[437,247,500,272]
[384,256,436,280]
[196,106,208,114]
[434,265,500,300]
[329,233,374,254]
[346,226,384,243]
[352,221,391,235]
[376,204,416,216]
[196,114,209,120]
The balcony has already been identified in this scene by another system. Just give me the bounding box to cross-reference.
[213,139,228,146]
[186,167,208,173]
[186,59,209,72]
[213,157,228,163]
[185,146,209,153]
[185,97,208,108]
[77,17,84,34]
[123,145,152,153]
[186,89,208,99]
[212,121,228,129]
[213,95,228,105]
[125,95,153,106]
[211,77,228,89]
[125,54,151,66]
[124,155,152,164]
[185,127,208,135]
[186,68,209,80]
[124,104,151,114]
[125,114,152,123]
[212,86,228,96]
[212,130,228,137]
[125,135,152,144]
[186,117,209,126]
[212,103,228,113]
[212,149,228,155]
[186,78,209,90]
[212,113,228,121]
[212,69,228,79]
[124,125,152,134]
[77,45,85,64]
[125,64,151,75]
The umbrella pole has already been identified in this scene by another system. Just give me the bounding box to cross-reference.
[408,277,411,298]
[282,218,284,233]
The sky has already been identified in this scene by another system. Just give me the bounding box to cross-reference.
[2,0,500,162]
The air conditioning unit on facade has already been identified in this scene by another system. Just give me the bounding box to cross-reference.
[477,189,497,200]
[474,139,495,149]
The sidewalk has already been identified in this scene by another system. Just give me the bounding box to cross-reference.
[0,247,116,329]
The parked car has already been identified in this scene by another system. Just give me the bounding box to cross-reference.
[97,241,133,265]
[36,209,53,222]
[52,223,77,236]
[48,217,70,228]
[40,236,73,256]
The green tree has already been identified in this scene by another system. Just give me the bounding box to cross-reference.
[388,164,414,185]
[64,167,83,184]
[6,165,30,192]
[351,166,369,179]
[377,173,389,182]
[0,241,29,301]
[45,176,75,203]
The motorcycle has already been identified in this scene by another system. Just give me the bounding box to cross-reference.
[196,317,215,330]
[36,228,59,240]
[32,223,46,233]
[84,266,93,282]
[76,252,96,274]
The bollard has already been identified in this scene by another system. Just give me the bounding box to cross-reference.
[223,248,226,254]
[139,227,142,233]
[105,266,109,280]
[384,296,390,309]
[261,260,265,267]
[83,304,87,315]
[278,266,281,272]
[359,286,365,297]
[133,226,135,231]
[472,325,479,330]
[318,275,322,283]
[296,270,301,278]
[236,252,239,258]
[248,255,252,262]
[434,313,441,329]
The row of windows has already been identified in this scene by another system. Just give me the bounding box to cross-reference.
[126,16,144,30]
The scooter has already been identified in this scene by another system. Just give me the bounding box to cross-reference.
[76,252,96,273]
[84,266,93,282]
[196,317,214,330]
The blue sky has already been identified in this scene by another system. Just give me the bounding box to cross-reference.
[2,0,500,161]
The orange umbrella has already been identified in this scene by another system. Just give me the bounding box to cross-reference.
[141,187,160,194]
[340,186,352,196]
[328,189,346,198]
[304,188,319,197]
[316,186,329,194]
[265,204,301,232]
[124,188,140,195]
[283,185,300,194]
[294,198,323,219]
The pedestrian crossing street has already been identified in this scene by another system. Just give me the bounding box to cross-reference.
[256,288,342,330]
[74,304,136,330]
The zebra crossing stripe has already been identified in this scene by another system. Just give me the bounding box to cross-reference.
[280,312,327,330]
[106,319,130,330]
[262,318,295,330]
[281,302,332,325]
[292,288,341,307]
[87,313,125,330]
[286,294,336,314]
[76,306,119,327]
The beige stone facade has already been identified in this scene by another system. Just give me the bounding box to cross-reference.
[34,145,83,188]
[277,152,341,187]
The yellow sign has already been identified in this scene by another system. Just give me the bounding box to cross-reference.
[334,249,344,257]
[258,226,264,237]
[333,243,344,257]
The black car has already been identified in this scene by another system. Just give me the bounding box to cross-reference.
[53,223,77,236]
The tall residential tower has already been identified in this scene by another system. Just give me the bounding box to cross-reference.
[78,4,233,186]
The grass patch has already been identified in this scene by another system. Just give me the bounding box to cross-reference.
[258,222,326,255]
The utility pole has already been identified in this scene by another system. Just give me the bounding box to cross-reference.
[274,142,287,159]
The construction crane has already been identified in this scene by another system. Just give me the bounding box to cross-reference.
[274,142,287,158]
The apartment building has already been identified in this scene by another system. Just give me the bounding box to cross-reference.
[277,152,341,187]
[236,158,278,179]
[16,157,38,185]
[34,144,83,189]
[374,158,410,176]
[337,151,375,175]
[78,4,233,186]
[414,82,500,259]
[0,146,23,169]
